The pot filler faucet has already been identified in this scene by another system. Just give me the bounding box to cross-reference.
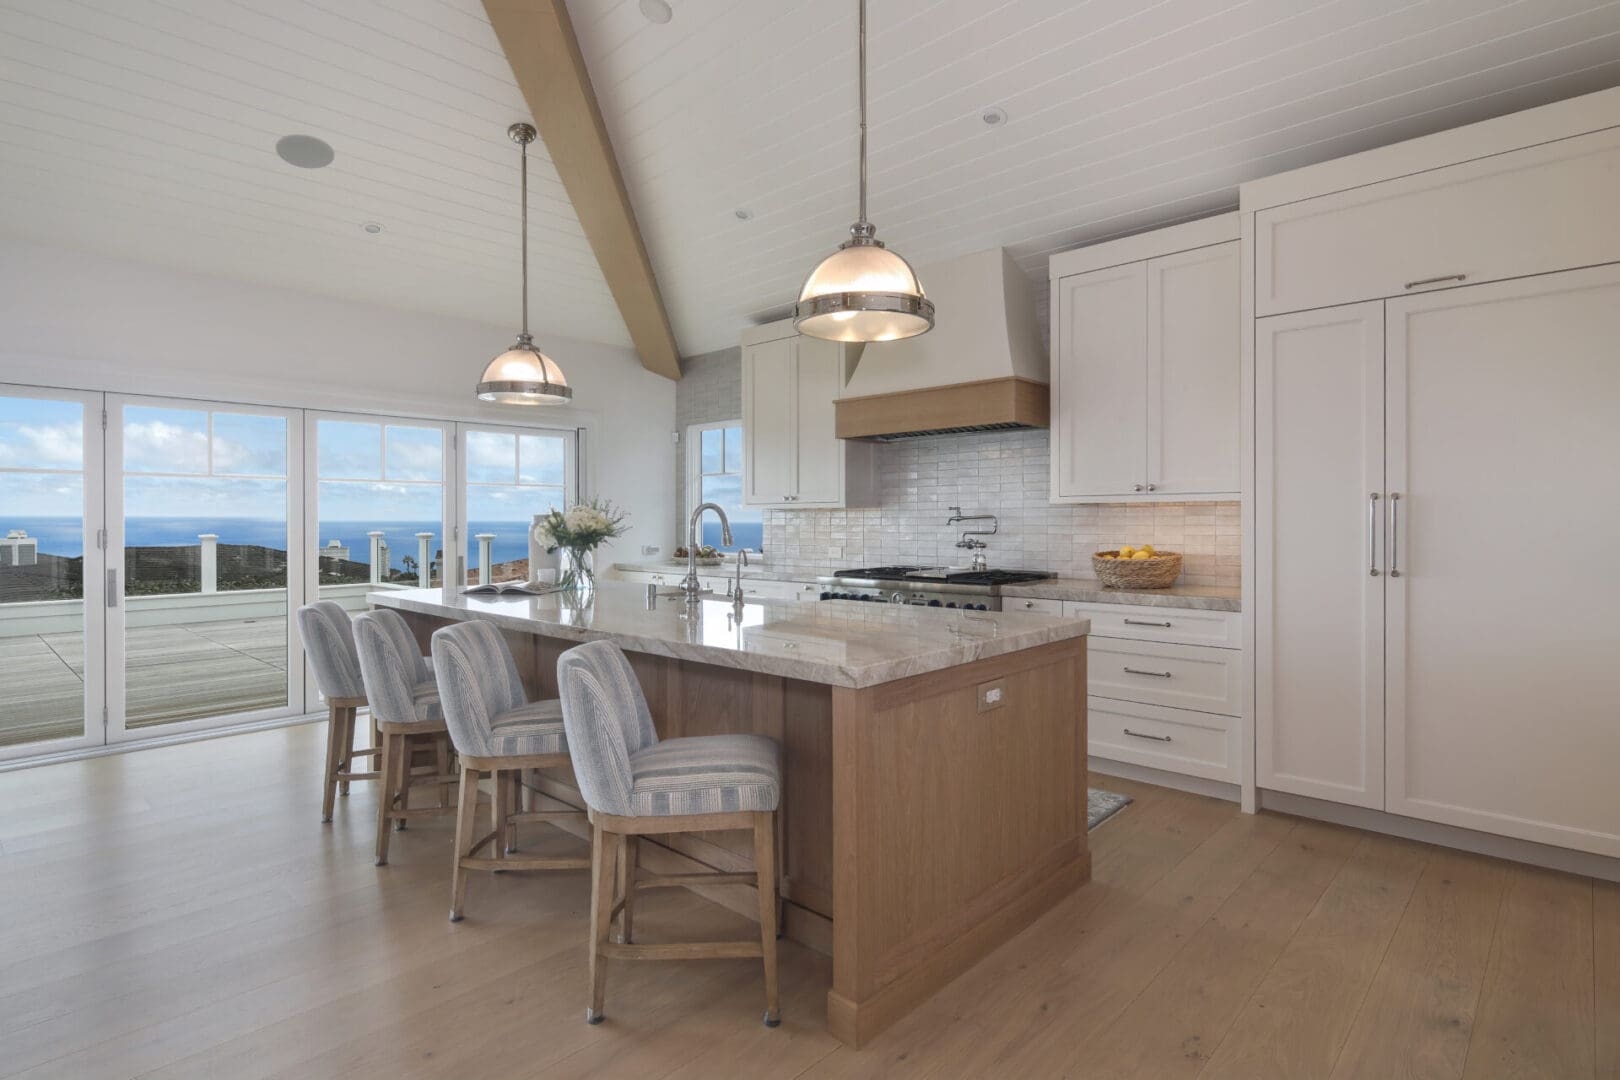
[681,502,732,603]
[947,506,999,572]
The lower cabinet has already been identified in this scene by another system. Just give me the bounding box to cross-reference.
[1055,600,1244,784]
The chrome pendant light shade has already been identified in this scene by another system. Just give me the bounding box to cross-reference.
[794,0,933,343]
[478,122,572,404]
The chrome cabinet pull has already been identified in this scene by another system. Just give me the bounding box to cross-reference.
[1389,492,1402,578]
[1404,273,1467,290]
[1368,492,1380,577]
[1122,618,1172,628]
[1123,727,1173,742]
[1145,483,1156,492]
[1132,483,1144,492]
[1123,666,1173,678]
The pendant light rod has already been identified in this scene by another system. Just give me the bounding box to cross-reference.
[510,121,538,340]
[857,0,867,228]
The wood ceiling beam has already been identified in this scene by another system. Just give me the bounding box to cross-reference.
[484,0,682,380]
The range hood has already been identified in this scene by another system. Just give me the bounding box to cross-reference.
[835,248,1049,440]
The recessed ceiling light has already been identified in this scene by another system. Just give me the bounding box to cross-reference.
[981,106,1008,128]
[639,0,672,23]
[276,134,335,169]
[734,208,753,221]
[360,222,384,235]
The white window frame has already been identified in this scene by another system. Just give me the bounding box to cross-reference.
[453,421,579,587]
[685,419,754,558]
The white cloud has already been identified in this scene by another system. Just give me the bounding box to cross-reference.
[124,420,208,473]
[2,419,84,468]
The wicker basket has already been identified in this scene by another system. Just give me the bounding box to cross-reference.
[1092,550,1183,589]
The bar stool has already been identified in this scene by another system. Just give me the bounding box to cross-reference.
[353,608,458,866]
[430,620,591,921]
[294,601,379,823]
[556,640,783,1028]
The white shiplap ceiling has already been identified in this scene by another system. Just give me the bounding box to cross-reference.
[571,0,1620,355]
[2,1,1619,363]
[0,0,631,348]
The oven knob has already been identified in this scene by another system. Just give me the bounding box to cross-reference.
[927,599,942,607]
[973,603,988,611]
[819,591,832,600]
[889,592,905,604]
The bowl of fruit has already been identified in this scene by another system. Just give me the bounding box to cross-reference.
[1092,545,1182,589]
[672,545,725,567]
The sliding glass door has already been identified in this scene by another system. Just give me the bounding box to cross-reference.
[0,386,105,761]
[105,396,303,740]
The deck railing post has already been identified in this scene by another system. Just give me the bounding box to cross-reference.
[198,534,218,593]
[475,533,495,585]
[368,531,386,585]
[416,533,434,588]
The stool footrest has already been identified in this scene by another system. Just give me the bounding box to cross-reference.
[336,770,381,782]
[389,805,457,821]
[637,872,756,890]
[460,855,591,872]
[601,940,763,961]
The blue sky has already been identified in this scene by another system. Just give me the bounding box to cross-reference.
[2,399,568,523]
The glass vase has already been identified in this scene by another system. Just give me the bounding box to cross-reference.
[557,546,596,598]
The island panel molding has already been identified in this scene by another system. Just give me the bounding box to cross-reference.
[377,583,1090,1045]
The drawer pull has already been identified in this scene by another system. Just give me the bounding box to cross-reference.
[1403,273,1467,289]
[1123,666,1173,678]
[1123,727,1173,742]
[1122,618,1172,628]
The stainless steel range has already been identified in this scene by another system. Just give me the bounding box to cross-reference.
[816,566,1055,611]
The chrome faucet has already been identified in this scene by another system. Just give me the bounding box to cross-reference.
[729,547,750,609]
[947,506,997,571]
[681,502,732,602]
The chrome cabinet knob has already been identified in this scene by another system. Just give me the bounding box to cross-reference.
[1133,483,1144,492]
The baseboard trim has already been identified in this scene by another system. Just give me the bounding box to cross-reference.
[0,712,326,773]
[1259,788,1620,884]
[1089,756,1242,803]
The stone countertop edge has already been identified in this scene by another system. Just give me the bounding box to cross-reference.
[370,586,1090,691]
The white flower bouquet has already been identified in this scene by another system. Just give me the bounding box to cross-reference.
[531,498,629,594]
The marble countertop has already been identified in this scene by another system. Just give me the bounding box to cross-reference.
[999,578,1242,612]
[371,583,1089,690]
[614,562,1241,612]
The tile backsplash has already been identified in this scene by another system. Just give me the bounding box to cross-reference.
[761,428,1240,586]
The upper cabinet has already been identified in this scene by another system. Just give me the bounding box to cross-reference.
[1049,214,1240,503]
[741,320,875,508]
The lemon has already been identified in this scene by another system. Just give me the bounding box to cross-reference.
[1119,545,1136,558]
[1131,550,1153,560]
[1140,544,1156,556]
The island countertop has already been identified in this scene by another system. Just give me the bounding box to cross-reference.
[369,583,1088,689]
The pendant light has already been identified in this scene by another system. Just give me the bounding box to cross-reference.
[793,0,933,343]
[477,122,572,404]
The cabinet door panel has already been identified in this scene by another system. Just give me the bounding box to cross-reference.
[1386,266,1620,857]
[1053,263,1147,498]
[742,336,794,504]
[792,337,844,505]
[1256,302,1385,808]
[1255,126,1620,316]
[1147,242,1239,494]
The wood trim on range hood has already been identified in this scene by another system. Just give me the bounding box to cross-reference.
[835,377,1050,440]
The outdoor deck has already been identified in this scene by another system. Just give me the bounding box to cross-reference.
[0,616,288,747]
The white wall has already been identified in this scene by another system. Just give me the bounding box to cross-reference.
[0,240,675,561]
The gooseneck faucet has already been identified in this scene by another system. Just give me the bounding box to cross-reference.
[681,502,732,603]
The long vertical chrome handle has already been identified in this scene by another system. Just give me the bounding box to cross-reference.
[1388,492,1401,578]
[1367,493,1380,577]
[106,568,119,608]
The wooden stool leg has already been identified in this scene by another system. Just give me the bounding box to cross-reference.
[374,731,398,866]
[587,822,617,1024]
[491,768,510,868]
[754,811,781,1027]
[449,763,481,922]
[436,735,452,808]
[504,771,521,853]
[321,702,342,823]
[617,836,639,945]
[337,706,355,798]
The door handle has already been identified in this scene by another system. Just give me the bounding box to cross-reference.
[107,568,119,608]
[1123,667,1173,678]
[1122,618,1172,628]
[1389,492,1401,578]
[1368,492,1380,577]
[1403,273,1467,290]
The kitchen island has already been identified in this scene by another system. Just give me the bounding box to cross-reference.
[371,583,1090,1046]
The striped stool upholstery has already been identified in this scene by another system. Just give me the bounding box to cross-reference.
[431,620,589,922]
[353,608,456,866]
[558,639,783,1028]
[294,601,378,823]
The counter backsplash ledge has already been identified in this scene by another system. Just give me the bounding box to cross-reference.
[760,428,1240,587]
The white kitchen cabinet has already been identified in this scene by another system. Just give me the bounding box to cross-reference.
[740,320,874,508]
[1050,215,1239,502]
[1088,697,1239,785]
[1254,269,1620,855]
[1254,302,1387,810]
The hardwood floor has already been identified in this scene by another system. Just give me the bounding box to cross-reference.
[0,722,1614,1079]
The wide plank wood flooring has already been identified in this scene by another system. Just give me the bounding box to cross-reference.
[0,722,1614,1079]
